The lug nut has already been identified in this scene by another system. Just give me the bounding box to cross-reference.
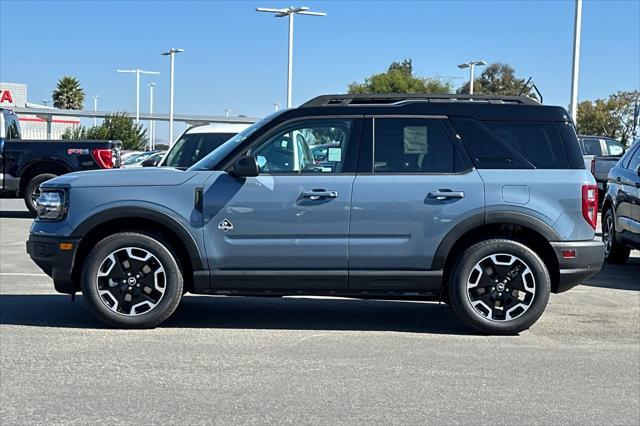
[128,286,132,291]
[491,287,495,291]
[127,273,131,277]
[136,284,140,288]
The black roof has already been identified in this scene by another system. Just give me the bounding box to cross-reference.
[284,93,569,123]
[301,93,540,107]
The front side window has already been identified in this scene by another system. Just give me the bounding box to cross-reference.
[374,118,457,173]
[249,120,352,174]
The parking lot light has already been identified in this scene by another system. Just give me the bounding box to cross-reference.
[457,60,487,95]
[256,6,326,108]
[116,69,160,124]
[162,48,184,146]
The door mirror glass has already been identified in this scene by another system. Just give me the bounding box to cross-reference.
[231,155,259,177]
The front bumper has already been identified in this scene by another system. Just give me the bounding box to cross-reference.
[26,234,81,294]
[550,239,604,293]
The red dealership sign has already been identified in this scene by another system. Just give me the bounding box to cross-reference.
[0,90,14,104]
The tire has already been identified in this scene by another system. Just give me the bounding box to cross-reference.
[448,239,551,335]
[24,173,56,216]
[81,232,183,328]
[603,208,630,264]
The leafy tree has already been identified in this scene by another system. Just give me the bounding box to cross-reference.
[577,90,640,145]
[52,76,85,110]
[348,59,453,94]
[62,112,147,150]
[457,63,536,99]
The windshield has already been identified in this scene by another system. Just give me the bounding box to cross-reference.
[163,132,236,168]
[189,110,288,171]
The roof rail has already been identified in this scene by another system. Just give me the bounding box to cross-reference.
[300,93,540,107]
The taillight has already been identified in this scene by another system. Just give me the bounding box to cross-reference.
[582,184,598,229]
[92,148,113,169]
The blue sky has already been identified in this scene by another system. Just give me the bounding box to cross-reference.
[1,0,639,140]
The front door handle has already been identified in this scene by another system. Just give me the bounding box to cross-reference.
[428,190,465,200]
[300,190,338,200]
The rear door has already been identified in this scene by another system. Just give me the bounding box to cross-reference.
[348,116,484,291]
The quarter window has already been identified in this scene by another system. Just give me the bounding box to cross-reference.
[374,118,457,173]
[250,120,352,174]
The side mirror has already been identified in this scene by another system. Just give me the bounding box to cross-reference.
[141,156,162,167]
[231,155,259,177]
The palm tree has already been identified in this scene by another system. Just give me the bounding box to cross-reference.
[52,76,85,109]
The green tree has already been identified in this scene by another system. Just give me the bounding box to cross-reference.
[52,76,85,110]
[348,59,453,94]
[577,90,639,145]
[62,112,147,150]
[457,63,536,99]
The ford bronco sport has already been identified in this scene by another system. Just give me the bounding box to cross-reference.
[27,94,604,334]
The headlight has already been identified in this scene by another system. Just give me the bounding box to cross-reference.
[35,189,67,221]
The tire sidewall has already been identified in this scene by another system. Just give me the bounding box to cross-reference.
[449,239,551,335]
[81,232,183,328]
[24,173,56,215]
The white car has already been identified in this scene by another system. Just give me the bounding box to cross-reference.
[145,123,251,169]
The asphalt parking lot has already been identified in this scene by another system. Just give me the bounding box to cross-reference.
[1,197,639,425]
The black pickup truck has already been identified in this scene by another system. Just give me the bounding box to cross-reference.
[1,108,121,214]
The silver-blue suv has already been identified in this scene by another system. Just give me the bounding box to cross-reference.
[27,94,604,334]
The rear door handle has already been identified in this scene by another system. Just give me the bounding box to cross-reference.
[300,190,338,200]
[428,190,465,200]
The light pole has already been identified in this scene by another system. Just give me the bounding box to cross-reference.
[92,95,99,126]
[116,69,160,123]
[256,6,326,108]
[569,0,583,123]
[457,60,487,94]
[273,101,281,112]
[41,100,49,107]
[224,107,231,118]
[161,48,184,146]
[148,83,156,150]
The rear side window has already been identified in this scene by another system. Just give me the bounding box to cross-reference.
[450,118,572,169]
[581,138,603,155]
[164,133,235,168]
[373,118,461,173]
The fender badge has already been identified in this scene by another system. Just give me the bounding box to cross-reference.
[218,219,234,232]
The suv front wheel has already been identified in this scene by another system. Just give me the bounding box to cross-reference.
[81,232,183,328]
[449,239,551,335]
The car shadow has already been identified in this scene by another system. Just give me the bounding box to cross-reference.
[0,210,33,219]
[0,294,471,334]
[581,257,640,291]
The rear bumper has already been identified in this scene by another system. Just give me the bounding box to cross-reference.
[550,239,604,293]
[26,234,80,294]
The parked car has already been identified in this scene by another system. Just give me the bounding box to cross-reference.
[141,123,250,169]
[121,151,160,167]
[128,151,166,168]
[27,93,604,334]
[579,135,625,199]
[601,138,640,263]
[0,108,121,214]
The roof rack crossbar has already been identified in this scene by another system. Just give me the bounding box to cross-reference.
[301,93,540,107]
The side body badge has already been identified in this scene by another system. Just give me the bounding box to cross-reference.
[218,219,234,232]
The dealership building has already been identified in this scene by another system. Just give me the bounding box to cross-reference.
[0,82,80,139]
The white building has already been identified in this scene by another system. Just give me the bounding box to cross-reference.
[0,82,80,139]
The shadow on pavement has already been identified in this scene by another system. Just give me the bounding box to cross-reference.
[581,257,640,291]
[0,210,33,219]
[0,294,470,334]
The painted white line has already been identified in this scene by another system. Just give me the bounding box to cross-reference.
[0,272,48,277]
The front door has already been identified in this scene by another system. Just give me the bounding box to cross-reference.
[202,117,361,290]
[349,117,484,290]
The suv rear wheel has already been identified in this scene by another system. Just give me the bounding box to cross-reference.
[602,208,630,264]
[81,232,183,328]
[449,239,550,335]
